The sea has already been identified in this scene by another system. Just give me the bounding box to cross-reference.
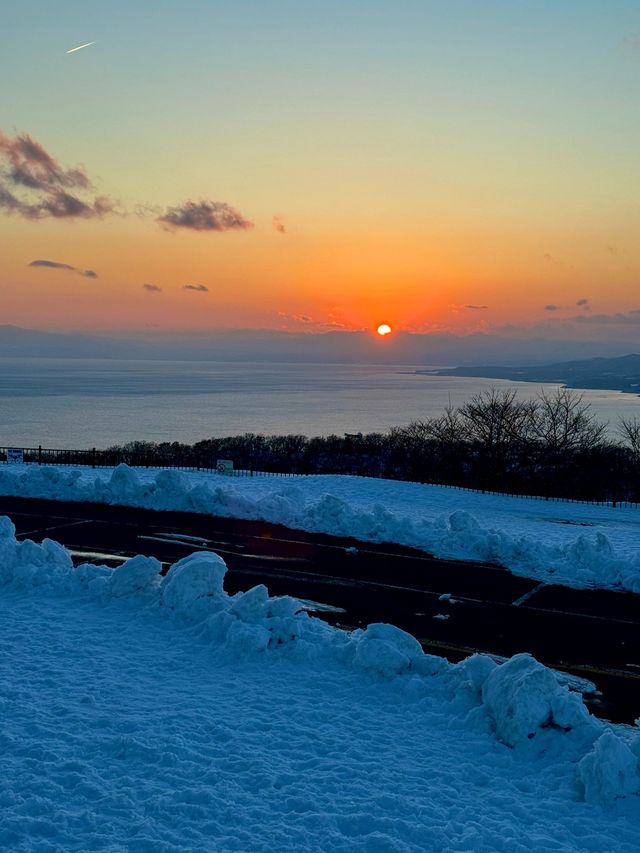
[0,358,638,450]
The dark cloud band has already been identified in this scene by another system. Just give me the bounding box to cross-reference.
[29,259,97,278]
[158,200,253,232]
[0,130,115,221]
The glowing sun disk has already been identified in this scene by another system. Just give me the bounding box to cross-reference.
[377,323,392,336]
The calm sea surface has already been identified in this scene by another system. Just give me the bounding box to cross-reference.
[0,358,638,449]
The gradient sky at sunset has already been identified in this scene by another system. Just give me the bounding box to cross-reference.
[2,0,640,338]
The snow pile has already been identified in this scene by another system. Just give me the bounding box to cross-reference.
[353,622,427,679]
[481,653,590,747]
[1,512,640,821]
[579,731,640,805]
[2,462,640,592]
[108,554,162,598]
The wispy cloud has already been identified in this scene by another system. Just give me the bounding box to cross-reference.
[544,304,559,312]
[183,283,209,292]
[465,304,488,310]
[576,297,590,310]
[277,311,314,325]
[0,130,115,220]
[29,258,97,278]
[272,215,286,234]
[142,283,162,293]
[276,311,349,331]
[571,310,640,326]
[158,200,253,233]
[621,33,640,50]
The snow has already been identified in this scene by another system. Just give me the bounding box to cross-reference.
[481,654,590,747]
[1,515,639,850]
[161,551,228,618]
[108,553,162,598]
[2,462,640,591]
[579,732,640,806]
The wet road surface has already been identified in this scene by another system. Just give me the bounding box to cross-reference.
[1,496,639,724]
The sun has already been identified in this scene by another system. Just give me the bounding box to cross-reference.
[376,323,392,336]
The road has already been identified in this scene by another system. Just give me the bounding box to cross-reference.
[2,496,639,723]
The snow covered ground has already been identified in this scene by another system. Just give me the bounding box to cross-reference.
[1,516,639,851]
[1,463,640,592]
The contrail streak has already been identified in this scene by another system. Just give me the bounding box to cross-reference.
[66,41,95,54]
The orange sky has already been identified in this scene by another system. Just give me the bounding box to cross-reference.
[2,1,640,339]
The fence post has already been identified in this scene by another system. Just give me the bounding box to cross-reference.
[38,445,42,466]
[92,448,96,469]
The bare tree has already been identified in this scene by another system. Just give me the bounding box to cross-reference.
[424,406,467,444]
[458,388,537,450]
[397,406,466,445]
[532,388,606,453]
[618,416,640,457]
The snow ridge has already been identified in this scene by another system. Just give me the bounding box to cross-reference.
[1,513,639,816]
[1,462,640,591]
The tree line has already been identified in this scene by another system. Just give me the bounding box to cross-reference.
[109,388,640,503]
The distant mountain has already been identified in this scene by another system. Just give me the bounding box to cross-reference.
[0,324,634,366]
[423,354,640,393]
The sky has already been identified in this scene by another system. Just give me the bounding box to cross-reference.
[1,0,640,342]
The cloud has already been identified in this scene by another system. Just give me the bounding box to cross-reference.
[621,33,640,50]
[277,311,314,325]
[29,259,76,271]
[183,283,209,292]
[272,215,286,234]
[0,130,115,220]
[465,304,488,310]
[576,298,590,311]
[544,304,559,311]
[158,199,253,232]
[29,258,97,278]
[143,283,162,293]
[571,310,640,326]
[276,311,349,331]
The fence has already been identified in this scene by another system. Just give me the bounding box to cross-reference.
[0,444,638,509]
[0,446,302,477]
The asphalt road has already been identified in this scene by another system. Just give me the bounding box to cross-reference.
[2,496,639,724]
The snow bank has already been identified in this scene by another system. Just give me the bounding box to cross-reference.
[1,513,639,809]
[1,463,640,592]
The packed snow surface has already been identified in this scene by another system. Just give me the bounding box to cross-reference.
[2,463,640,591]
[1,515,639,851]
